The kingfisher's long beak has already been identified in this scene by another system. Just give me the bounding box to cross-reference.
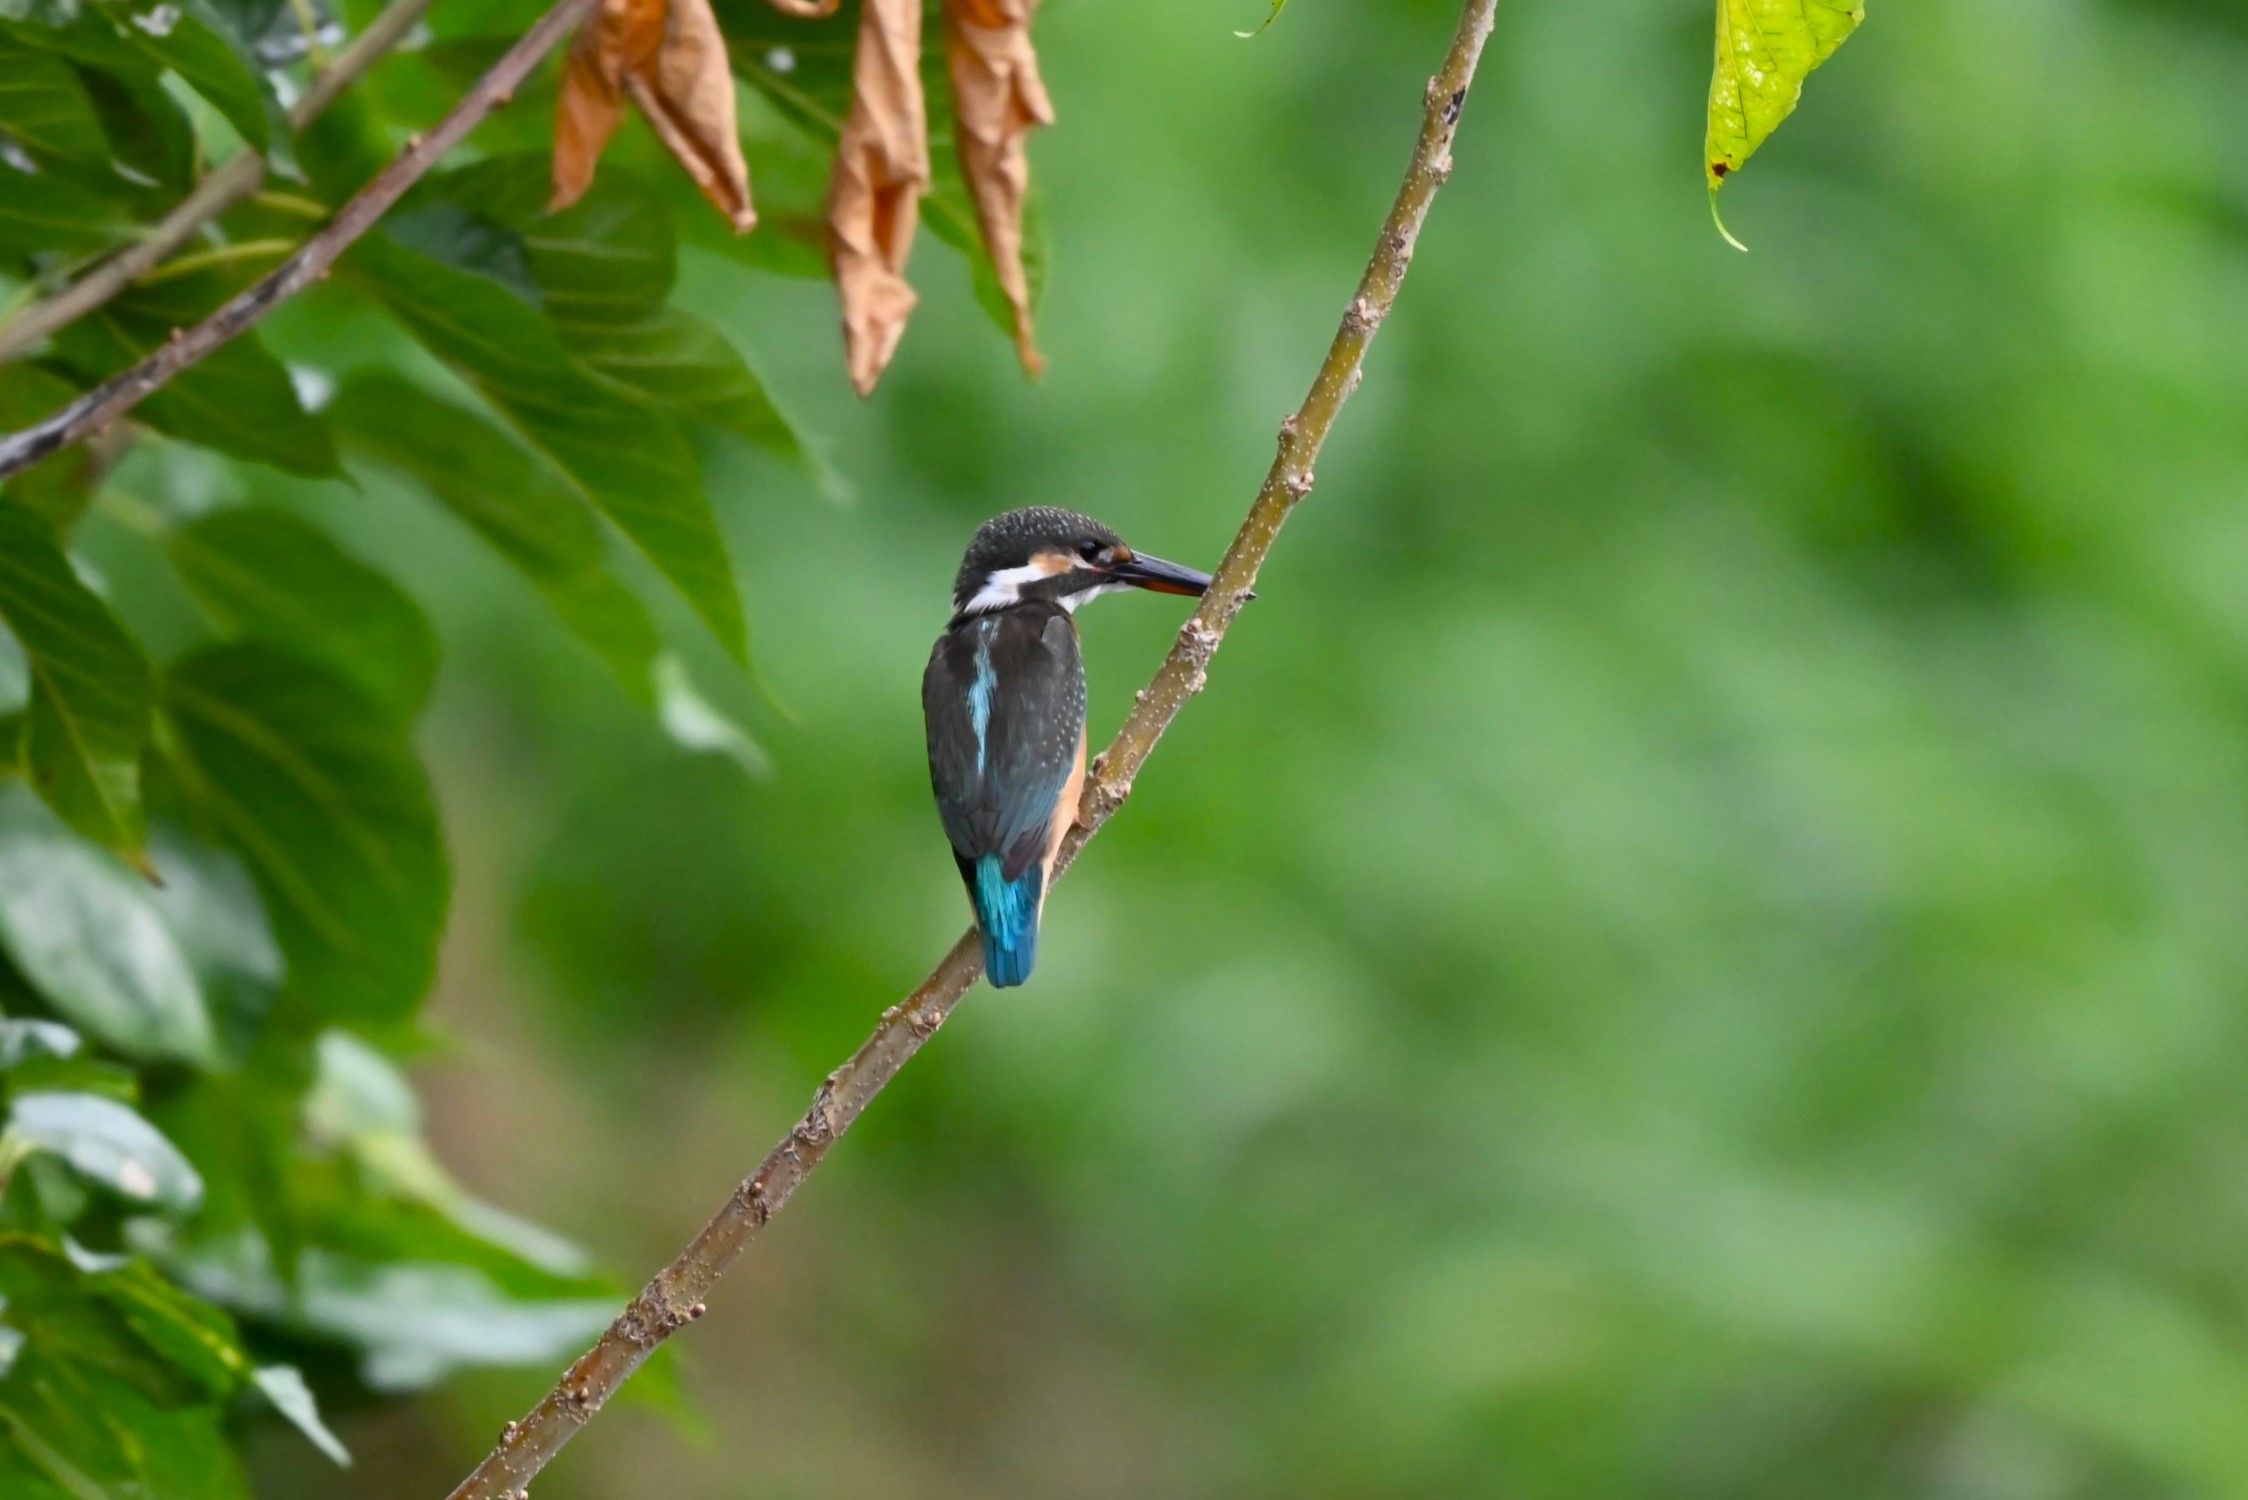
[1109,551,1215,597]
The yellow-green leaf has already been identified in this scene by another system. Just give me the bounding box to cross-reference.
[1705,0,1864,241]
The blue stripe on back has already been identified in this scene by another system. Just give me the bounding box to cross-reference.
[967,621,996,775]
[973,853,1042,987]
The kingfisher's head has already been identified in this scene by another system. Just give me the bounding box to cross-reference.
[950,507,1216,619]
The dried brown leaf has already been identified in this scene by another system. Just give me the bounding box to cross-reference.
[944,0,1052,377]
[828,0,929,396]
[551,0,658,213]
[635,0,755,230]
[551,0,755,232]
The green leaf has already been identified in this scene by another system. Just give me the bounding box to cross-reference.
[2,2,279,176]
[0,1050,134,1104]
[5,1092,203,1212]
[0,1304,23,1379]
[171,508,439,725]
[199,0,287,53]
[0,1410,109,1500]
[656,654,770,778]
[0,1019,81,1070]
[143,828,283,1059]
[0,167,126,259]
[384,198,543,303]
[74,57,193,193]
[252,1365,350,1466]
[162,1227,614,1394]
[0,32,107,167]
[0,786,219,1063]
[409,154,674,316]
[160,644,448,1024]
[0,616,25,713]
[290,1251,614,1392]
[75,1250,247,1399]
[98,0,272,155]
[303,1031,592,1275]
[348,232,748,663]
[567,308,807,462]
[0,1235,253,1500]
[328,372,663,695]
[0,506,151,851]
[0,369,96,528]
[519,179,675,326]
[1706,0,1865,242]
[52,289,338,477]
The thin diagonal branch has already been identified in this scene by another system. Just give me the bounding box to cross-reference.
[0,0,441,366]
[444,1,1501,1494]
[0,0,596,481]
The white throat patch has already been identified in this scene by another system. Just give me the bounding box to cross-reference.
[1061,581,1127,612]
[958,561,1055,616]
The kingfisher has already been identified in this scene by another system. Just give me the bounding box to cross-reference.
[924,507,1217,987]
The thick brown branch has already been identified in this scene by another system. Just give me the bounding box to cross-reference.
[0,0,593,481]
[443,1,1500,1494]
[0,0,440,367]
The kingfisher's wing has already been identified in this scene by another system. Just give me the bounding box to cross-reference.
[923,607,1086,880]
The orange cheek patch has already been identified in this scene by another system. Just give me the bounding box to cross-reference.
[1032,550,1077,576]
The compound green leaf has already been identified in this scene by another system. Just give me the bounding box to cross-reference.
[349,232,747,663]
[328,372,662,696]
[405,156,811,464]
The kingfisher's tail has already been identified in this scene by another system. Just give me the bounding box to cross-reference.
[971,854,1043,988]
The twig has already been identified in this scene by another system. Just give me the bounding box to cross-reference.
[0,0,446,370]
[0,0,581,480]
[443,0,1501,1493]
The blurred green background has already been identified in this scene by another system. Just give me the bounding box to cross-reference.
[75,0,2248,1492]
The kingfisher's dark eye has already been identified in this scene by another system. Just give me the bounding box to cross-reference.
[1077,539,1104,562]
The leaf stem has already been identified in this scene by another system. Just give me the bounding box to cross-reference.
[91,490,170,538]
[442,0,1503,1493]
[250,191,334,221]
[133,240,299,287]
[0,0,583,481]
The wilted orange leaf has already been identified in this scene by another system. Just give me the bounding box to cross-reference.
[944,0,1052,377]
[828,0,929,396]
[552,0,655,214]
[552,0,755,232]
